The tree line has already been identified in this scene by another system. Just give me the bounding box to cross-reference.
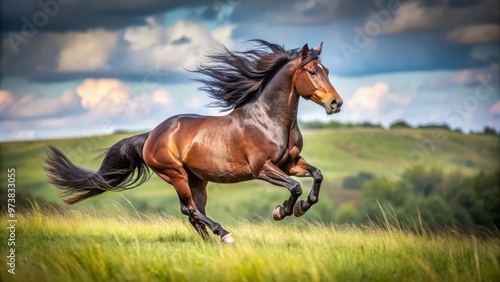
[299,120,499,135]
[335,166,500,231]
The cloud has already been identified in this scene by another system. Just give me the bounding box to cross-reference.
[1,18,233,82]
[7,130,37,141]
[346,82,409,125]
[231,0,391,25]
[489,102,500,115]
[151,88,174,106]
[381,0,498,35]
[145,19,234,71]
[123,17,166,51]
[446,24,500,44]
[75,78,132,117]
[74,78,178,120]
[0,1,208,32]
[0,89,84,120]
[0,90,15,111]
[58,29,119,72]
[418,64,499,92]
[0,79,182,140]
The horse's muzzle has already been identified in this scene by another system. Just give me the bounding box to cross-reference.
[324,99,342,115]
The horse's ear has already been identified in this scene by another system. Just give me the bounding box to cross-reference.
[301,44,309,60]
[317,42,323,55]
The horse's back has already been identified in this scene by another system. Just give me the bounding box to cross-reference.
[143,113,252,182]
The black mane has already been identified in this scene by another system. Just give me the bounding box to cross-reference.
[195,39,317,111]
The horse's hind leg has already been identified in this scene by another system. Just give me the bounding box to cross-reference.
[186,171,210,241]
[156,168,234,244]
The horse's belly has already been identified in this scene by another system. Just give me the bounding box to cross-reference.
[185,161,253,183]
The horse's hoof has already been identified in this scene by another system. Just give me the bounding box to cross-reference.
[294,200,306,217]
[221,234,235,244]
[272,205,285,221]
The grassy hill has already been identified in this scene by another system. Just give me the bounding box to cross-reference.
[1,206,500,282]
[1,128,498,222]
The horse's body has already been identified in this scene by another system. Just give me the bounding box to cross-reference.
[45,40,343,243]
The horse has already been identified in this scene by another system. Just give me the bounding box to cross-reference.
[44,40,343,244]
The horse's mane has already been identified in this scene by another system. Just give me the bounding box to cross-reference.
[194,39,306,111]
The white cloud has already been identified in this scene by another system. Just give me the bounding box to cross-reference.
[125,19,234,72]
[57,29,119,72]
[7,130,37,141]
[446,24,500,44]
[75,79,177,119]
[0,79,184,140]
[489,102,500,115]
[381,1,496,35]
[419,64,499,91]
[124,17,165,51]
[76,78,132,115]
[382,2,442,34]
[0,90,15,112]
[346,82,409,125]
[151,88,174,105]
[0,89,83,120]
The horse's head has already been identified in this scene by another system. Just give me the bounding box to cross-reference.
[293,43,343,115]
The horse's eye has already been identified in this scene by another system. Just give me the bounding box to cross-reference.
[309,70,317,76]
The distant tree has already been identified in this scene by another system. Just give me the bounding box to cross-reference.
[342,172,375,189]
[361,177,413,222]
[453,128,463,134]
[455,170,500,228]
[299,120,347,129]
[301,121,324,129]
[403,166,443,197]
[324,121,346,129]
[360,122,383,128]
[482,126,497,135]
[417,123,451,130]
[390,120,412,129]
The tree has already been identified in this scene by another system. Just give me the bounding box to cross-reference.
[390,120,412,129]
[482,126,497,135]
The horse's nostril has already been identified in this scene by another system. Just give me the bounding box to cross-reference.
[331,99,337,109]
[332,99,343,108]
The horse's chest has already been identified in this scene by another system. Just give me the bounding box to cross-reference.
[274,133,302,166]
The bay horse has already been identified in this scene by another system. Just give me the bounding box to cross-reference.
[44,40,343,244]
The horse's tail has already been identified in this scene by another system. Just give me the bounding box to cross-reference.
[44,133,151,204]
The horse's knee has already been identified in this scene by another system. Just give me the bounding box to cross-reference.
[290,181,302,197]
[312,168,323,183]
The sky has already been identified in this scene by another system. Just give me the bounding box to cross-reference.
[0,0,499,141]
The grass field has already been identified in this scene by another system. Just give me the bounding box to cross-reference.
[1,205,499,282]
[1,129,499,281]
[1,128,498,222]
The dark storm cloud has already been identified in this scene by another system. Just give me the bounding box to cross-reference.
[1,0,207,32]
[333,31,494,76]
[1,0,499,82]
[230,0,498,26]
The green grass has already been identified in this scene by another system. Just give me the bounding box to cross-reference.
[0,128,498,221]
[1,205,499,282]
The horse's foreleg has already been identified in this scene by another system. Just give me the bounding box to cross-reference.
[258,160,302,221]
[288,157,323,217]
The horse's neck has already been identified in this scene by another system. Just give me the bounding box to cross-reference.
[246,62,299,127]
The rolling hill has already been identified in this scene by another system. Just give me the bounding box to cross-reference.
[1,128,498,222]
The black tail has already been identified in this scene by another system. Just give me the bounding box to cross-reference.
[44,133,151,204]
